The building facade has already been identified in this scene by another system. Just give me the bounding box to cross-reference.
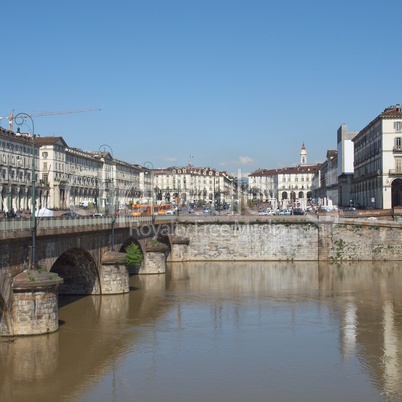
[248,145,318,210]
[152,165,235,207]
[0,125,240,214]
[311,150,338,208]
[352,105,402,209]
[4,105,402,214]
[337,124,358,207]
[0,129,145,213]
[0,127,39,214]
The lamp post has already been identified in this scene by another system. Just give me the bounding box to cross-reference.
[7,156,11,214]
[14,113,36,270]
[289,185,295,215]
[99,144,115,251]
[217,178,221,216]
[144,161,154,223]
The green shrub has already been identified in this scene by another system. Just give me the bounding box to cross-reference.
[125,243,143,266]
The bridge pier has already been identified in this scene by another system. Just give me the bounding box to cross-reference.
[9,270,63,336]
[100,251,129,294]
[137,239,169,274]
[168,235,190,262]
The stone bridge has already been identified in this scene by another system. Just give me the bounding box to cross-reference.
[0,216,189,336]
[2,214,402,337]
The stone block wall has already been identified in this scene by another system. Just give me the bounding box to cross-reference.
[141,252,167,274]
[99,264,129,294]
[175,222,319,261]
[327,223,402,261]
[12,289,59,336]
[172,221,402,262]
[169,244,189,262]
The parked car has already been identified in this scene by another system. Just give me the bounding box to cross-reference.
[6,210,20,218]
[293,208,304,215]
[93,213,105,218]
[61,212,83,218]
[319,207,332,212]
[165,210,174,215]
[258,211,268,216]
[203,208,210,213]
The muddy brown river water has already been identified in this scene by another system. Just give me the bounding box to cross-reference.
[1,261,401,401]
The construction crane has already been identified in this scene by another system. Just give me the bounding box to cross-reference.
[0,108,101,131]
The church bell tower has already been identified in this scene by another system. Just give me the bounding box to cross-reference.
[300,143,307,165]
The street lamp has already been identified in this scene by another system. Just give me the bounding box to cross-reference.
[14,113,37,270]
[144,161,154,222]
[7,156,12,214]
[99,144,115,251]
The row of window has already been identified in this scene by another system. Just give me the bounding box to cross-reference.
[281,185,306,190]
[172,169,222,176]
[1,141,32,154]
[1,169,31,181]
[281,177,310,182]
[156,177,224,186]
[354,158,382,179]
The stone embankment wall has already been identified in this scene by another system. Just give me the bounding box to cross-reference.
[325,222,402,261]
[176,222,319,261]
[174,221,402,261]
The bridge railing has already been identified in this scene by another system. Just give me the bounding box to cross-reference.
[0,215,175,232]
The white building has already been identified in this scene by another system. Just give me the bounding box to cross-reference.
[337,124,358,207]
[0,126,241,213]
[311,150,337,208]
[0,127,39,214]
[352,105,402,209]
[0,132,144,213]
[151,165,235,207]
[249,144,318,210]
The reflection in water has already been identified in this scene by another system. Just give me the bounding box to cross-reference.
[341,300,357,360]
[382,300,399,395]
[0,261,402,401]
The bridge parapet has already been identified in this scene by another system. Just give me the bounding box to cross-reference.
[0,215,175,239]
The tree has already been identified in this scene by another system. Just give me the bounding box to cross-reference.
[125,243,143,266]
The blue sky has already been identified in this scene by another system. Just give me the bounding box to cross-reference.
[2,0,402,175]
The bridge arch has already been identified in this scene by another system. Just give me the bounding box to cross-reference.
[50,248,101,295]
[120,237,144,254]
[156,233,172,251]
[120,237,145,275]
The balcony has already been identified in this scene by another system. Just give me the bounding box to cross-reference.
[39,179,50,187]
[389,169,402,176]
[393,145,402,153]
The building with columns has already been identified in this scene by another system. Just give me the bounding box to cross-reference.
[151,165,236,207]
[0,125,240,214]
[248,144,318,209]
[0,127,39,214]
[0,128,145,213]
